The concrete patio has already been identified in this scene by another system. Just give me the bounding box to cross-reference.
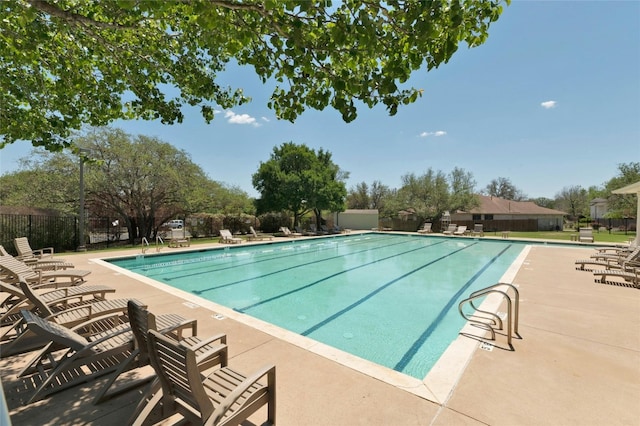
[1,237,638,425]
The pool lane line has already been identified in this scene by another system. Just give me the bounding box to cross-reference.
[147,234,413,280]
[297,242,480,337]
[135,234,394,272]
[109,235,388,272]
[393,244,513,371]
[232,240,458,310]
[188,238,447,295]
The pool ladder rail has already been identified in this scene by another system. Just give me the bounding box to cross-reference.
[141,236,164,254]
[458,282,521,351]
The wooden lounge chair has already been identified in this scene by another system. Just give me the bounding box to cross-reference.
[0,281,115,327]
[0,255,90,288]
[589,246,639,261]
[94,300,225,404]
[130,330,276,426]
[248,226,273,241]
[594,244,636,256]
[0,281,139,357]
[167,229,191,248]
[453,225,468,236]
[219,229,242,244]
[417,223,432,234]
[0,245,73,270]
[592,265,640,288]
[279,226,302,237]
[579,227,595,243]
[575,247,640,271]
[442,224,457,235]
[471,224,484,237]
[321,224,340,234]
[16,309,136,404]
[13,237,56,262]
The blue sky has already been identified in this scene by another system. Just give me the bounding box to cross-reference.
[1,1,639,199]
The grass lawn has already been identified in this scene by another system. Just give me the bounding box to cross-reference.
[505,229,635,244]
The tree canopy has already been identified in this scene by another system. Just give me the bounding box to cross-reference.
[396,167,478,224]
[604,162,640,219]
[0,127,253,241]
[1,0,508,152]
[347,180,392,211]
[483,177,526,201]
[252,142,347,227]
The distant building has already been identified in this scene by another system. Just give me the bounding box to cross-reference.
[451,195,567,231]
[589,198,608,221]
[332,209,379,230]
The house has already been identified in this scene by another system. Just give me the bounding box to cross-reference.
[450,195,566,232]
[590,198,608,221]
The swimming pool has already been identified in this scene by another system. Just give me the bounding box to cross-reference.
[107,233,526,380]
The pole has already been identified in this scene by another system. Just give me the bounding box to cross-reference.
[77,152,87,251]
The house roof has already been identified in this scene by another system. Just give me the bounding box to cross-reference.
[461,195,566,216]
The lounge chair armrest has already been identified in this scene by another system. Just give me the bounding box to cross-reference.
[45,303,96,320]
[207,364,276,425]
[189,333,227,351]
[33,247,55,257]
[69,312,128,335]
[75,325,133,357]
[155,316,197,339]
[194,343,228,366]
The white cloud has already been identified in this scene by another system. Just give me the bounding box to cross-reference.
[419,130,447,138]
[541,100,557,109]
[224,110,260,126]
[261,116,270,122]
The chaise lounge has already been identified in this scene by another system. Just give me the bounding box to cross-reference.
[575,247,640,271]
[0,255,91,288]
[248,226,273,241]
[417,223,433,234]
[219,229,242,244]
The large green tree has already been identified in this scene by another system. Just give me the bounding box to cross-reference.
[347,180,392,211]
[252,142,347,227]
[483,177,526,201]
[81,128,223,242]
[397,167,478,227]
[0,127,253,242]
[1,0,509,152]
[554,185,588,221]
[604,162,640,219]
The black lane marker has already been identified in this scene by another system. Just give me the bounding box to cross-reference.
[296,242,480,336]
[157,235,413,281]
[393,244,512,371]
[235,241,455,311]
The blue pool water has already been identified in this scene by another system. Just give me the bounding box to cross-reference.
[108,233,526,379]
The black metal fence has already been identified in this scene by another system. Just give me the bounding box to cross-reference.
[0,214,79,256]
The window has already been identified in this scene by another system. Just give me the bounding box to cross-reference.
[472,214,481,221]
[484,214,494,220]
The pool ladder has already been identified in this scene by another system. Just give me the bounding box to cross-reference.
[141,236,163,254]
[458,282,521,350]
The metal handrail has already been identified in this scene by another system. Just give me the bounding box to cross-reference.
[458,282,520,350]
[469,282,519,335]
[141,237,149,254]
